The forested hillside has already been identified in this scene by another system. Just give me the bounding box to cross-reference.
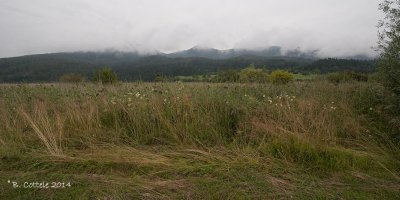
[0,51,376,82]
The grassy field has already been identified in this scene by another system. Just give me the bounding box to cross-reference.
[0,81,399,199]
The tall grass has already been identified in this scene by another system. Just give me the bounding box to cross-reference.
[0,81,399,198]
[0,82,396,162]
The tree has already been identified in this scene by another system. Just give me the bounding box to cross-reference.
[378,0,400,96]
[93,68,118,84]
[378,0,400,133]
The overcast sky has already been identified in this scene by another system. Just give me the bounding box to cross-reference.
[0,0,381,58]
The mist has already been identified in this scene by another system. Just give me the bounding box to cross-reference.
[0,0,381,58]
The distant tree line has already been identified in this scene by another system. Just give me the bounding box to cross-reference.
[58,68,118,84]
[158,64,294,84]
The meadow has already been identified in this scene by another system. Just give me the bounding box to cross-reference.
[0,81,399,199]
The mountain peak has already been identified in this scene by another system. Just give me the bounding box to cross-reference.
[189,45,212,50]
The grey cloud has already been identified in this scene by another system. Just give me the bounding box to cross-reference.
[0,0,381,58]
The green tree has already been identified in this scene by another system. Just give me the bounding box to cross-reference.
[270,70,294,84]
[93,68,118,84]
[377,0,400,133]
[378,0,400,96]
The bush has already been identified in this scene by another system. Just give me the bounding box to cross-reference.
[59,73,86,83]
[239,65,269,83]
[270,70,294,84]
[353,84,400,141]
[93,68,118,84]
[347,71,368,82]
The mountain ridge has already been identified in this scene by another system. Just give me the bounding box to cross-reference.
[0,45,375,60]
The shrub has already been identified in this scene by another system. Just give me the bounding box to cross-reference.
[353,84,400,143]
[93,68,118,84]
[239,65,269,83]
[270,70,294,84]
[347,71,368,82]
[59,73,86,83]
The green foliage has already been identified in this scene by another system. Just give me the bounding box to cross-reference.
[59,73,86,83]
[327,71,368,84]
[266,137,371,172]
[377,0,400,135]
[298,58,376,73]
[270,70,294,84]
[353,84,400,142]
[239,65,269,83]
[93,68,118,84]
[214,70,240,82]
[378,0,400,96]
[0,51,377,83]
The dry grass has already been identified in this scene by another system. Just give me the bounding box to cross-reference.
[20,103,64,156]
